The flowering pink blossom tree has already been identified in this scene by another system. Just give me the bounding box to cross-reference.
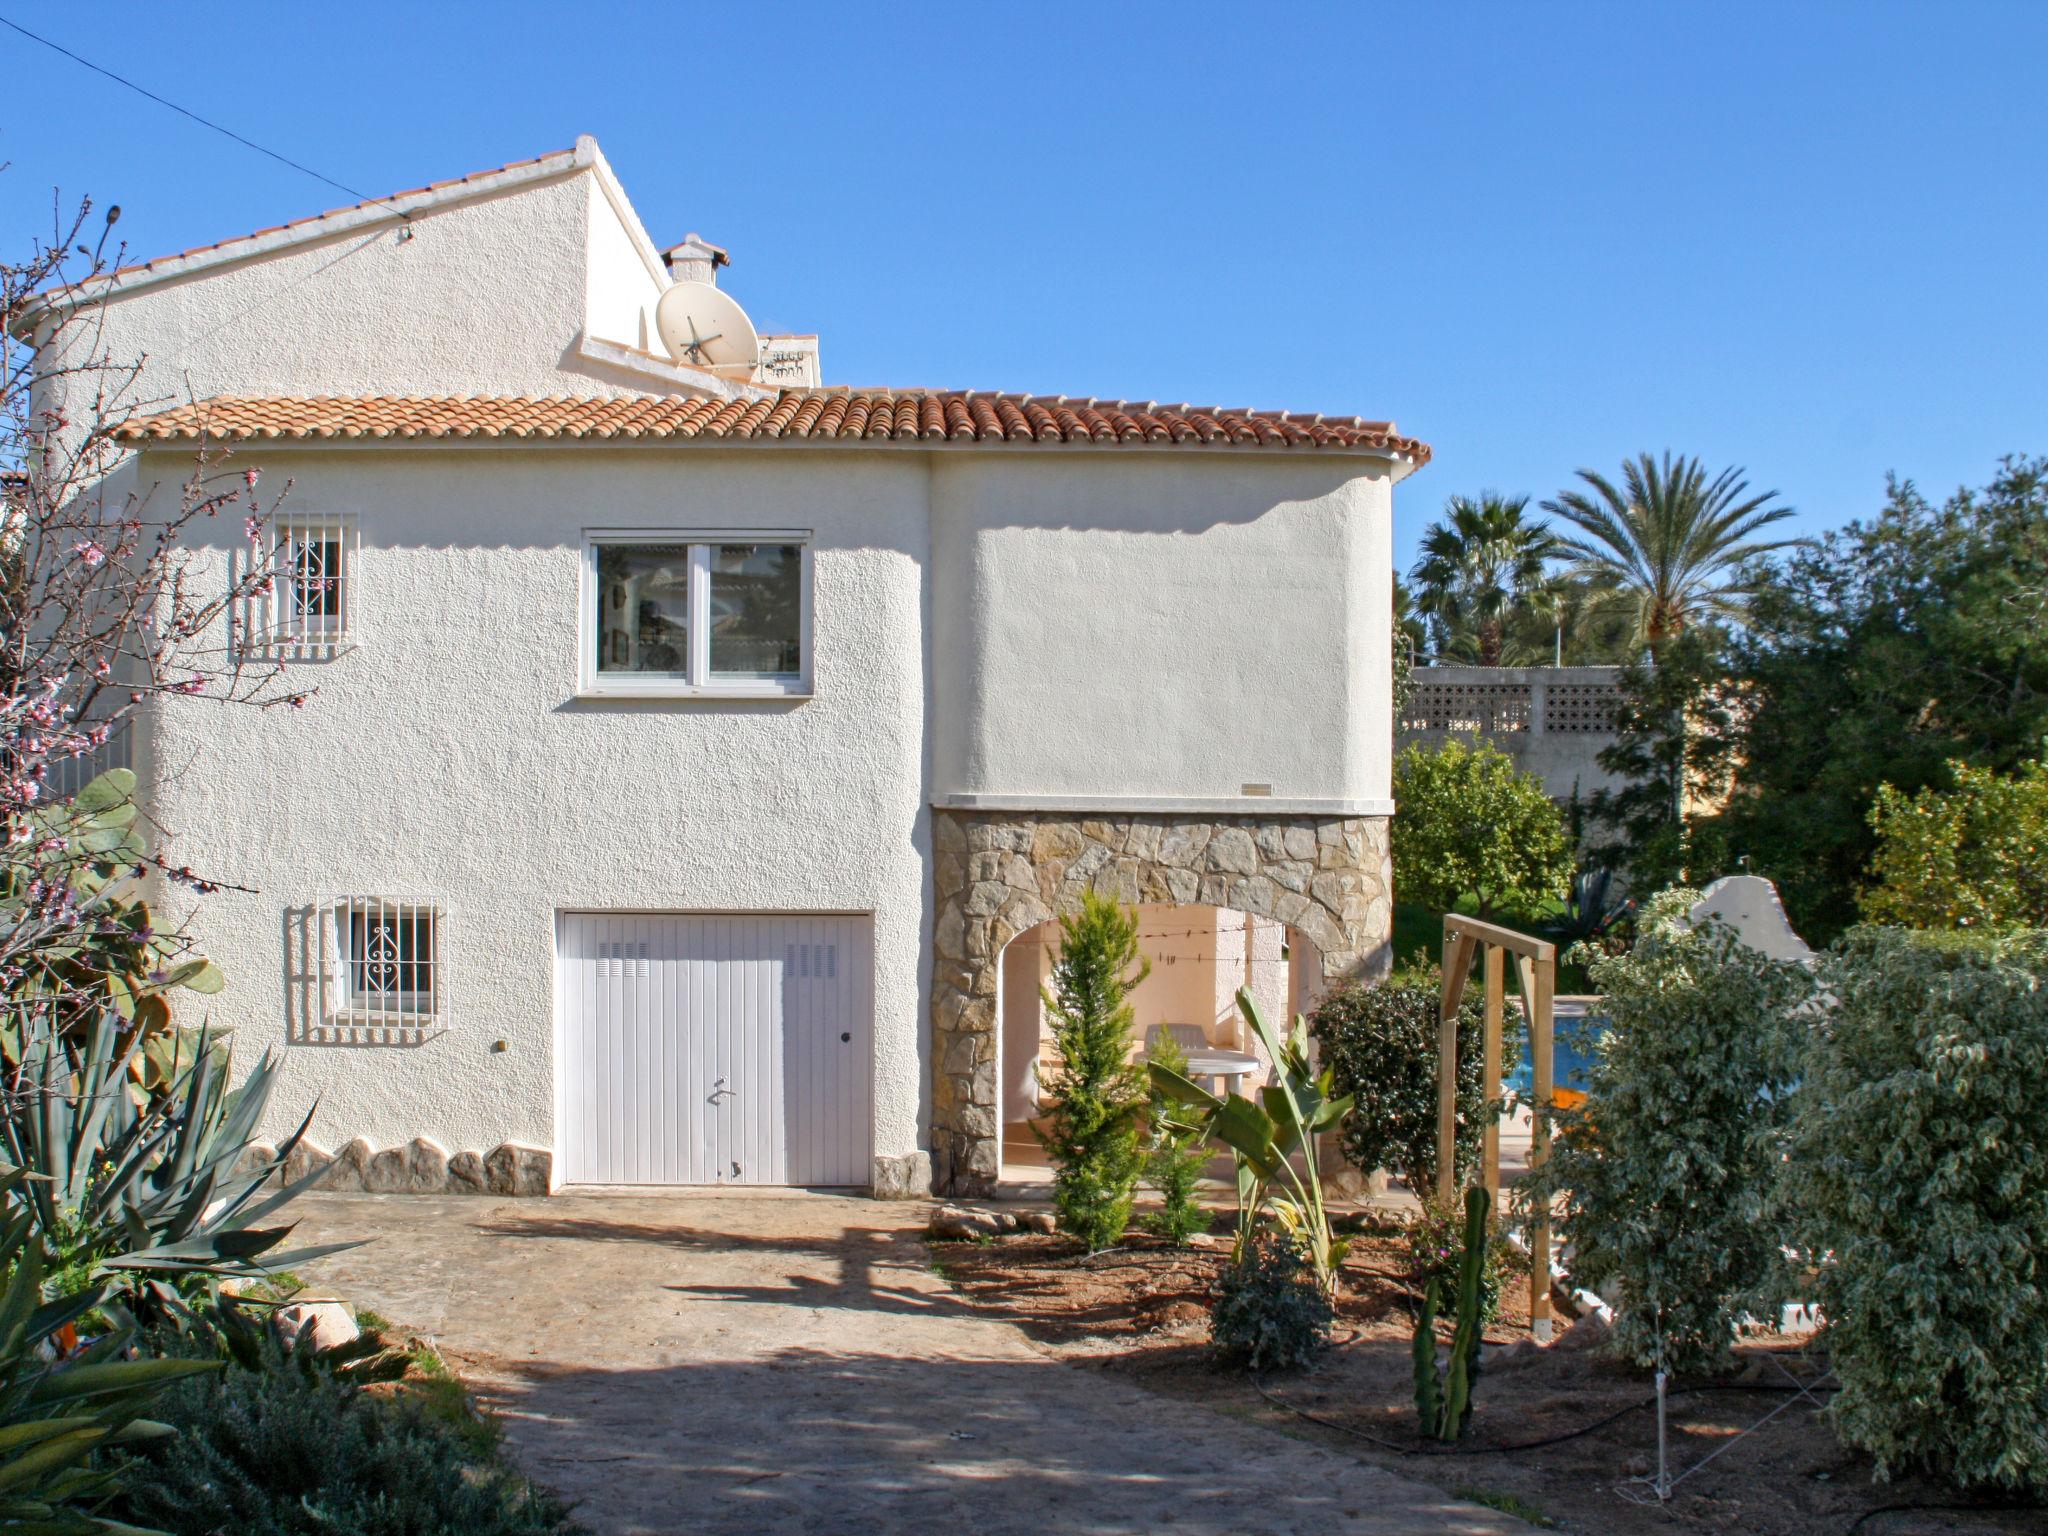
[2,190,309,1054]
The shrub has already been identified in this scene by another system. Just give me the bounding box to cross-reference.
[1140,1027,1210,1244]
[1392,740,1573,922]
[1782,928,2048,1490]
[1210,1238,1333,1372]
[1526,889,1812,1373]
[1860,754,2048,931]
[1039,891,1149,1252]
[4,767,229,1088]
[1308,981,1517,1192]
[1406,1192,1521,1326]
[113,1336,578,1536]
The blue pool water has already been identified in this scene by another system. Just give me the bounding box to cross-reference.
[1504,1005,1609,1100]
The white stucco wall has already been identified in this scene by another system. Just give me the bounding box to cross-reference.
[582,172,668,355]
[126,437,1402,1171]
[49,173,610,407]
[137,443,932,1169]
[35,144,1416,1185]
[928,454,1397,811]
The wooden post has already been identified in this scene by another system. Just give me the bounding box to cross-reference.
[1528,950,1556,1342]
[1481,944,1503,1202]
[1440,914,1559,1342]
[1435,932,1475,1205]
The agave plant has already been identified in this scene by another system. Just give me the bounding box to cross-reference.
[1543,868,1632,951]
[1150,988,1354,1295]
[3,1009,350,1322]
[0,1171,221,1531]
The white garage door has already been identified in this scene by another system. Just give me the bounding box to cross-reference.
[556,913,872,1187]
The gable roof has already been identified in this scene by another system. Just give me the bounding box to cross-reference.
[111,392,1430,459]
[14,141,593,328]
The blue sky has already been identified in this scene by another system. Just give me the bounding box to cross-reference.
[7,2,2044,569]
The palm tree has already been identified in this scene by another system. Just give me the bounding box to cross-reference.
[1408,494,1559,666]
[1392,575,1428,659]
[1541,453,1798,651]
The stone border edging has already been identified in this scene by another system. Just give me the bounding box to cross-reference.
[242,1136,554,1195]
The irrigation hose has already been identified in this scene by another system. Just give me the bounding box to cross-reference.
[1844,1502,2041,1534]
[1250,1375,1840,1459]
[1255,1375,2037,1534]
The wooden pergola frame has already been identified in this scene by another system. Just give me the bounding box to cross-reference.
[1436,913,1557,1341]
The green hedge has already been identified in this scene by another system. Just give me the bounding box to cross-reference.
[1528,890,1813,1373]
[1308,981,1515,1192]
[1784,927,2048,1490]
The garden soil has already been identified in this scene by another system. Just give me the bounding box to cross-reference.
[931,1228,2044,1536]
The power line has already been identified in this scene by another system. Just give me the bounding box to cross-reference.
[0,16,411,222]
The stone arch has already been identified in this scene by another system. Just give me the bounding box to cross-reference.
[929,808,1393,1196]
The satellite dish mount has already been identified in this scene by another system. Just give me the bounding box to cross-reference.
[655,281,761,377]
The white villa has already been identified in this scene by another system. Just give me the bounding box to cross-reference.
[24,137,1426,1198]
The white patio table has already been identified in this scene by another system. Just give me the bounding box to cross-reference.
[1145,1023,1264,1096]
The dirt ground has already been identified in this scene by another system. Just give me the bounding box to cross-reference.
[930,1222,2046,1536]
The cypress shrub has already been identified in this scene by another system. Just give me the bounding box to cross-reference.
[1039,891,1149,1251]
[1140,1025,1211,1244]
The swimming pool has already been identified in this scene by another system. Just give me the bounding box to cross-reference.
[1504,997,1608,1105]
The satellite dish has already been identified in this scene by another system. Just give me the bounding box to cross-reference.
[655,281,761,372]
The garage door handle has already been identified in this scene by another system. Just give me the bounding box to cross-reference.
[708,1078,737,1104]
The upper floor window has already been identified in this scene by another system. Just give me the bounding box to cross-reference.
[243,516,356,660]
[581,532,810,697]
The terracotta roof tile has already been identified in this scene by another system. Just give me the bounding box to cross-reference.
[111,392,1430,461]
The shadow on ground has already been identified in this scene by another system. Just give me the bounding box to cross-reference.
[472,1346,1523,1536]
[292,1192,1527,1536]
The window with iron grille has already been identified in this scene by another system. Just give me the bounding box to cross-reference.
[323,898,442,1024]
[243,517,357,659]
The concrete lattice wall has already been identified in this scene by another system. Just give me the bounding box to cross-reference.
[1398,665,1625,801]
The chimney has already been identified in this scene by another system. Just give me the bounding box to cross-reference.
[661,232,729,287]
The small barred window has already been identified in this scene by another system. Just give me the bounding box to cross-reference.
[244,517,357,659]
[322,898,442,1026]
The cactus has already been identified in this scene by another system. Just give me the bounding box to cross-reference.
[1413,1184,1491,1441]
[1411,1276,1442,1430]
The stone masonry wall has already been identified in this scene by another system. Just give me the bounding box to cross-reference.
[930,809,1393,1196]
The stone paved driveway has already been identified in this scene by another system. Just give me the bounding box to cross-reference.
[292,1192,1526,1536]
